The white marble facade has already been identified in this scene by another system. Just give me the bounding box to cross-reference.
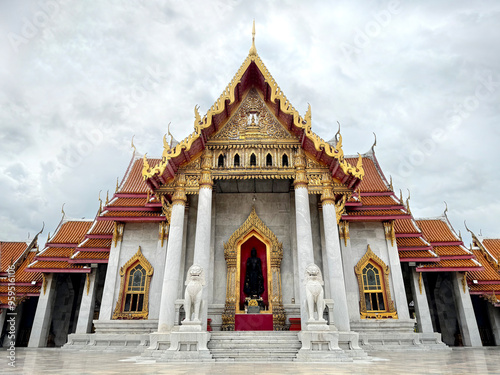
[98,191,412,330]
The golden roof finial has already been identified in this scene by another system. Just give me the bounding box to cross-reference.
[116,177,119,193]
[249,20,257,56]
[98,190,102,215]
[61,203,66,218]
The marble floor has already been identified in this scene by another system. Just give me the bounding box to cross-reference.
[1,347,499,375]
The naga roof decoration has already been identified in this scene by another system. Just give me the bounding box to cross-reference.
[141,25,364,189]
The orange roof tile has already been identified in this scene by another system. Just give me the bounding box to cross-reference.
[468,250,500,281]
[0,285,40,295]
[419,259,482,269]
[483,239,500,261]
[13,252,42,283]
[399,250,436,259]
[468,284,500,292]
[397,237,429,248]
[101,210,163,218]
[0,242,27,272]
[37,247,74,258]
[88,220,114,235]
[50,221,93,244]
[107,197,148,207]
[359,195,400,206]
[120,158,161,194]
[416,219,459,243]
[72,251,109,260]
[432,245,471,257]
[347,209,407,216]
[79,238,112,249]
[394,219,420,234]
[346,157,388,192]
[28,260,87,270]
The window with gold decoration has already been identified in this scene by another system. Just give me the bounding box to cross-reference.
[354,245,397,319]
[113,246,153,320]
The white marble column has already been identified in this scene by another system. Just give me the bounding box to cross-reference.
[158,177,187,332]
[318,207,331,298]
[321,202,350,331]
[191,187,212,330]
[487,303,500,345]
[384,224,410,320]
[99,224,124,320]
[410,269,434,333]
[28,273,57,347]
[293,150,315,330]
[452,271,482,347]
[75,268,99,334]
[339,225,361,322]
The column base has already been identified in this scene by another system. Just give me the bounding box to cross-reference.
[157,331,213,362]
[297,330,352,362]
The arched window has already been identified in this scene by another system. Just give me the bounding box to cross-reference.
[218,154,224,168]
[124,264,146,312]
[266,153,272,167]
[250,153,256,166]
[113,247,153,319]
[234,154,240,167]
[354,245,397,319]
[282,154,289,167]
[362,263,385,312]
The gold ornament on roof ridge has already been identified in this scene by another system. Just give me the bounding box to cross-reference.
[142,27,364,182]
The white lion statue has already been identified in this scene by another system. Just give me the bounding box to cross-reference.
[183,265,205,323]
[305,263,326,322]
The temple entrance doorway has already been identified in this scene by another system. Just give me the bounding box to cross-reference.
[221,208,286,331]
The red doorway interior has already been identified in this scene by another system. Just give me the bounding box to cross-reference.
[239,234,268,310]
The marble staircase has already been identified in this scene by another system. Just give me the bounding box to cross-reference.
[208,331,301,362]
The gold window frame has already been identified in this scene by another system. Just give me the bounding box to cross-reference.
[113,246,154,320]
[354,245,397,319]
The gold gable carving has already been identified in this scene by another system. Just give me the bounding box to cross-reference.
[142,47,364,181]
[213,88,293,141]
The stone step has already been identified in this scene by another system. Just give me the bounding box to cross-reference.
[208,331,301,362]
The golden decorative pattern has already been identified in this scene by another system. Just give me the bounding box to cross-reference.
[158,222,168,247]
[462,272,468,294]
[339,221,350,246]
[112,222,124,248]
[293,148,308,188]
[320,172,335,206]
[214,88,292,140]
[199,149,214,188]
[112,246,154,320]
[418,272,423,295]
[354,245,398,319]
[86,273,90,296]
[42,274,47,295]
[335,195,347,224]
[141,43,364,181]
[222,207,285,331]
[172,174,187,205]
[383,221,396,247]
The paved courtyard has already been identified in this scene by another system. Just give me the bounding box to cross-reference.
[1,347,499,374]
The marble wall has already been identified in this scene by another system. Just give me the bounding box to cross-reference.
[111,222,167,320]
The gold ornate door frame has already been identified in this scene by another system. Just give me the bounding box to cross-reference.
[221,207,286,330]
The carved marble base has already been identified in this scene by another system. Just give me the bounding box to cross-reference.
[180,321,202,332]
[159,331,213,362]
[305,320,330,331]
[296,330,351,362]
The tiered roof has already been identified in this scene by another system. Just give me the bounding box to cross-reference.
[27,218,92,273]
[415,216,482,272]
[0,233,43,310]
[466,232,500,307]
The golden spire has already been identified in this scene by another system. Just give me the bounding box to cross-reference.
[249,20,257,56]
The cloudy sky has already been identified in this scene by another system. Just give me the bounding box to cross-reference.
[1,1,499,247]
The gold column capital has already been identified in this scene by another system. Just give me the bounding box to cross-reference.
[199,149,214,189]
[293,148,308,189]
[172,174,187,206]
[320,172,335,206]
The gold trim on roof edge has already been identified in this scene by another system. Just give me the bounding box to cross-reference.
[142,50,364,181]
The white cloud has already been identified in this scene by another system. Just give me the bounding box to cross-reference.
[0,0,499,247]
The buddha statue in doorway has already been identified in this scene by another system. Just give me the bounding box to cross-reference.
[244,247,265,298]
